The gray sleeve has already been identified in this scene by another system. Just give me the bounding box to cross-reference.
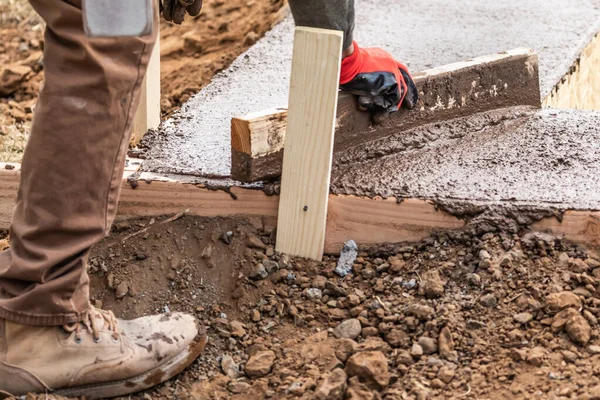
[288,0,355,49]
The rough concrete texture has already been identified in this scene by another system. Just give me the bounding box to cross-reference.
[144,0,600,178]
[331,107,600,211]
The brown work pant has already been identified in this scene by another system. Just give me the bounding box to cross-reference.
[0,0,158,325]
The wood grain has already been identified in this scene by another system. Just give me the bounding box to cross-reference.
[275,27,343,260]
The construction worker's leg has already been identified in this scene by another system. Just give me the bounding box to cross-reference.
[0,0,156,325]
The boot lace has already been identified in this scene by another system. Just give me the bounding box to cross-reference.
[63,306,121,344]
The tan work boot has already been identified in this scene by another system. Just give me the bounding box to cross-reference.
[0,306,207,399]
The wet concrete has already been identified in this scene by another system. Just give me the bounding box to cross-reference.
[331,107,600,212]
[143,0,600,178]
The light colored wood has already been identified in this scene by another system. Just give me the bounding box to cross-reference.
[531,211,600,246]
[0,163,599,252]
[325,196,465,251]
[131,34,161,146]
[275,27,343,261]
[230,48,540,182]
[543,33,600,110]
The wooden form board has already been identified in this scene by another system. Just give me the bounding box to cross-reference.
[0,164,598,253]
[131,34,161,146]
[231,48,542,182]
[275,27,343,260]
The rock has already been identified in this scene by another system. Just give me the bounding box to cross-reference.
[246,235,266,249]
[389,256,406,273]
[467,273,482,286]
[513,312,534,324]
[385,328,409,348]
[551,308,580,331]
[326,281,348,297]
[420,270,445,298]
[230,321,246,338]
[228,381,251,394]
[430,378,445,389]
[396,350,413,366]
[355,337,392,355]
[345,376,377,400]
[243,30,259,46]
[262,260,279,273]
[245,350,276,378]
[251,309,261,322]
[334,338,357,362]
[345,351,390,389]
[566,314,591,346]
[333,319,362,340]
[438,366,455,384]
[221,355,242,379]
[406,303,435,320]
[545,291,582,314]
[589,345,600,354]
[527,347,547,367]
[466,319,486,330]
[480,294,497,308]
[410,343,424,358]
[314,368,348,400]
[249,264,268,280]
[335,240,358,277]
[312,275,327,289]
[306,288,323,301]
[418,337,438,355]
[438,326,455,356]
[115,281,129,299]
[0,65,31,96]
[361,327,379,337]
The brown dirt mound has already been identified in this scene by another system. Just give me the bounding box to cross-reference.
[12,214,595,399]
[0,0,286,159]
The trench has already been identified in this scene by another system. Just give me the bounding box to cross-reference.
[543,31,600,110]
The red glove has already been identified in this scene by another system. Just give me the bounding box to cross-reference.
[340,41,418,114]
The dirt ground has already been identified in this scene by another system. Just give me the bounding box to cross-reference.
[0,0,286,161]
[11,213,600,400]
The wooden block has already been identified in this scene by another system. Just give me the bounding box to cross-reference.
[231,48,541,182]
[275,27,343,260]
[131,34,161,146]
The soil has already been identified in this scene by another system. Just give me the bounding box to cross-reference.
[0,0,286,160]
[13,213,600,399]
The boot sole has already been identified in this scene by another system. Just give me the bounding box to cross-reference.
[54,334,208,399]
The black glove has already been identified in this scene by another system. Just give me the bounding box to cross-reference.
[160,0,203,24]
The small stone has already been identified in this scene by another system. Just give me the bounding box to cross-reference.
[527,347,547,367]
[566,314,591,346]
[410,343,424,358]
[466,319,486,330]
[513,312,534,324]
[245,350,276,378]
[221,355,242,379]
[247,235,266,249]
[396,350,413,366]
[480,294,497,308]
[418,337,438,355]
[430,378,445,389]
[335,240,358,277]
[115,281,129,299]
[230,321,246,338]
[333,319,362,340]
[262,260,279,273]
[402,278,417,290]
[438,326,455,357]
[545,291,582,314]
[249,264,268,280]
[588,345,600,354]
[243,30,259,46]
[406,304,435,320]
[345,351,389,389]
[420,270,445,298]
[361,327,379,337]
[314,368,347,400]
[251,309,261,322]
[326,281,348,297]
[385,329,409,348]
[0,65,31,96]
[228,381,251,394]
[438,366,455,384]
[306,288,323,301]
[334,339,357,362]
[312,275,327,289]
[467,273,482,286]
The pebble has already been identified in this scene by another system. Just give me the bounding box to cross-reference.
[418,336,438,355]
[345,351,390,389]
[566,314,591,345]
[335,240,357,277]
[513,312,534,324]
[333,319,362,340]
[438,366,456,384]
[249,264,268,280]
[245,350,276,378]
[115,282,129,299]
[313,369,347,400]
[221,355,242,379]
[420,270,445,298]
[480,294,497,308]
[588,345,600,354]
[411,343,424,358]
[262,260,279,273]
[306,288,323,301]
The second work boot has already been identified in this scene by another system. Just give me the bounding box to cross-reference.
[0,307,207,399]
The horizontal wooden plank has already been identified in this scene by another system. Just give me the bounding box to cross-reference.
[231,48,541,182]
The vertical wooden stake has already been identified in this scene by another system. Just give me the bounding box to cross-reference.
[275,27,343,261]
[131,33,161,146]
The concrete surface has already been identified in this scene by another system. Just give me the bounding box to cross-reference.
[331,107,600,211]
[143,0,600,178]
